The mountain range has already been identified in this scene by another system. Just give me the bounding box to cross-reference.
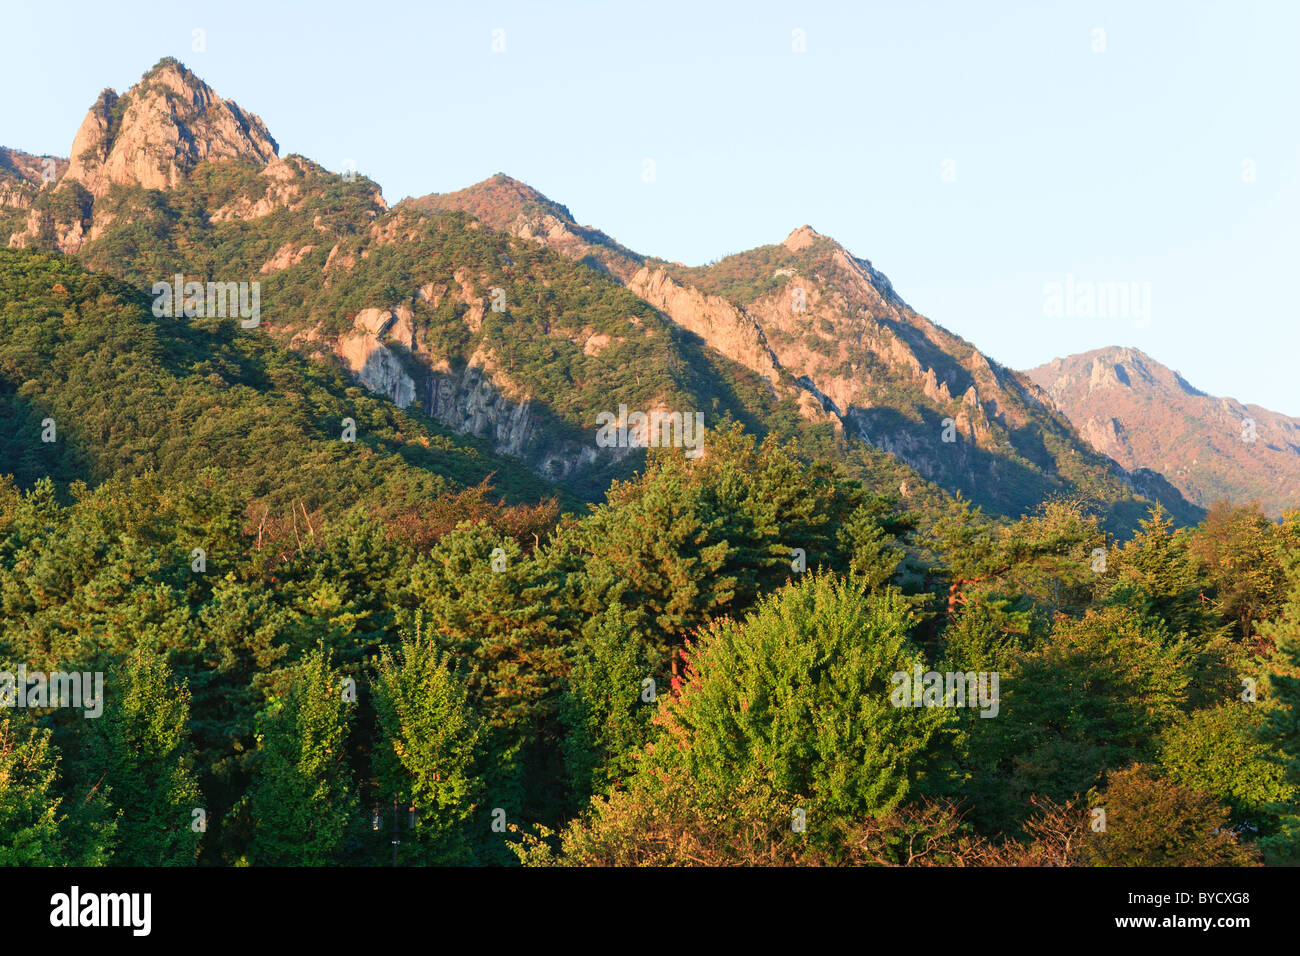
[7,58,1288,532]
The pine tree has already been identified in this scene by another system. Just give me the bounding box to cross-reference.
[559,604,656,804]
[409,522,566,841]
[1104,507,1219,638]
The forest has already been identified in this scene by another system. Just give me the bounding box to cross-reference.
[1,247,1298,867]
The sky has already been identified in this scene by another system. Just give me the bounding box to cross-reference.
[4,0,1298,414]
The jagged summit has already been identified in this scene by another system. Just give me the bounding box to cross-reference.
[62,57,278,199]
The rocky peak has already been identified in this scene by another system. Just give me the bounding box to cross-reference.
[783,224,823,251]
[63,57,278,199]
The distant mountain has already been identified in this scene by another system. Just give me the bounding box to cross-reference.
[1026,346,1300,518]
[0,58,1205,533]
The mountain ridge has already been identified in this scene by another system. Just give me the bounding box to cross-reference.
[1027,346,1300,518]
[0,59,1208,531]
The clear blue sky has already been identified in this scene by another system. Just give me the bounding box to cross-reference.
[6,0,1298,414]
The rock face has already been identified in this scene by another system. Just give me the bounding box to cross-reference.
[336,306,419,410]
[627,266,783,387]
[63,58,277,199]
[288,303,605,482]
[1027,346,1300,518]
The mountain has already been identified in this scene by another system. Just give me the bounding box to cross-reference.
[637,228,1206,527]
[403,177,1202,528]
[1026,346,1300,518]
[0,58,1203,532]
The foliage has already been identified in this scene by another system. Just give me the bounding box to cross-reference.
[247,648,359,865]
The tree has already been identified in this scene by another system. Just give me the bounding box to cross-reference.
[559,604,656,804]
[960,606,1193,832]
[407,523,565,835]
[371,620,483,864]
[1086,764,1260,866]
[1256,551,1300,863]
[0,717,65,865]
[84,646,202,865]
[1190,502,1289,644]
[1158,703,1293,829]
[1101,507,1219,639]
[546,425,884,670]
[248,648,358,865]
[591,572,953,860]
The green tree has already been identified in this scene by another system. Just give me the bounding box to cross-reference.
[962,606,1193,831]
[1158,703,1293,828]
[248,648,358,865]
[84,646,203,865]
[559,604,656,804]
[372,620,483,864]
[1256,552,1300,863]
[651,573,948,849]
[0,717,66,865]
[1101,507,1219,638]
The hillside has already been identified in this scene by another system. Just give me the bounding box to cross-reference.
[406,183,1199,530]
[1027,346,1300,518]
[0,248,560,515]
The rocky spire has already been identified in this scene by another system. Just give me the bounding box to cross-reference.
[63,57,278,198]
